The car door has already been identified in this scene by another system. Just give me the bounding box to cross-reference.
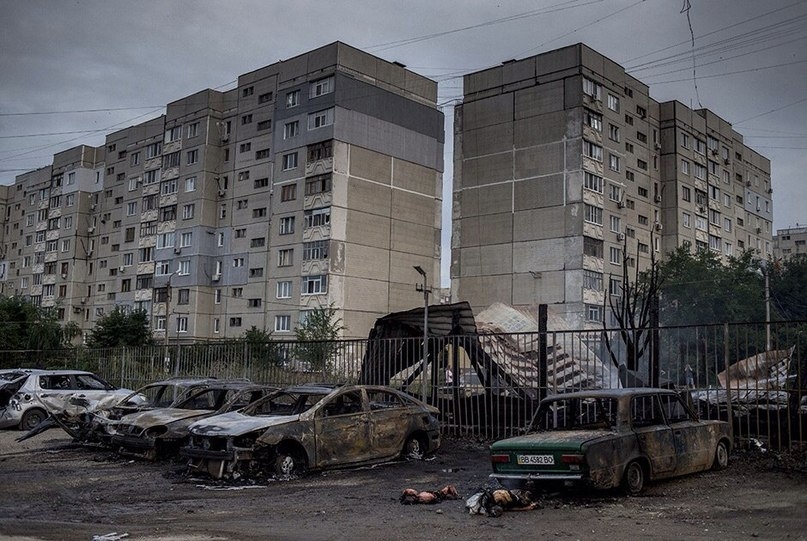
[73,373,115,402]
[37,374,77,408]
[659,393,713,475]
[630,394,677,477]
[313,390,371,467]
[366,389,409,459]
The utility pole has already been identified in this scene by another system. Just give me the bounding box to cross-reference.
[163,270,176,374]
[413,266,430,404]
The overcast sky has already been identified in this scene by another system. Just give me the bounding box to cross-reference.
[1,0,805,286]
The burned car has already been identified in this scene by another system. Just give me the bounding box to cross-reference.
[26,377,217,444]
[0,370,137,431]
[111,381,276,460]
[182,384,440,479]
[489,388,732,495]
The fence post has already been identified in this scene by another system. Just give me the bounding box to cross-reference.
[538,304,548,401]
[723,323,734,443]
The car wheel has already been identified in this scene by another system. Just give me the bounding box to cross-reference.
[622,460,645,495]
[274,448,306,477]
[402,434,425,460]
[20,408,47,431]
[712,440,729,471]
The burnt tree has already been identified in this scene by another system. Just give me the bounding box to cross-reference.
[603,231,663,387]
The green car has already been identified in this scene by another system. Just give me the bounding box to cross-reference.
[490,388,732,494]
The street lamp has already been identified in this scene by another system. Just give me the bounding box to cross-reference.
[163,270,178,374]
[756,260,771,352]
[413,265,430,404]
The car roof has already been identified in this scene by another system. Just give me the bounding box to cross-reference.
[191,381,274,391]
[32,369,95,376]
[281,383,343,395]
[544,387,679,401]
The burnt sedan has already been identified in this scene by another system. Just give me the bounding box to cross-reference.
[111,381,276,460]
[490,388,732,494]
[182,384,440,479]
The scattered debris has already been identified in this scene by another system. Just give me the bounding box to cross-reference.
[92,533,129,541]
[400,485,459,505]
[196,484,267,491]
[466,488,541,516]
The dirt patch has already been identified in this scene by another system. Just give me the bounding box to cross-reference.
[0,431,805,540]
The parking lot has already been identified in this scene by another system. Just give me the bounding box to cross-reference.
[0,430,805,541]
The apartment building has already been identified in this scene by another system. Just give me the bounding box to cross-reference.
[2,42,444,341]
[774,226,807,259]
[452,43,772,329]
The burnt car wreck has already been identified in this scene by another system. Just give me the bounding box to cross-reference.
[182,384,440,479]
[111,381,276,460]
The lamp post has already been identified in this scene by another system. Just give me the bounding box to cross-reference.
[413,265,430,404]
[758,260,771,352]
[163,270,177,374]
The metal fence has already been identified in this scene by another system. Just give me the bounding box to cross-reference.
[2,320,804,451]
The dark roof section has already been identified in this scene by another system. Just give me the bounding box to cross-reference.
[370,301,477,338]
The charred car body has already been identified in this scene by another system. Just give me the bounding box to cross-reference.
[490,388,732,494]
[28,377,217,444]
[1,370,137,431]
[182,384,440,479]
[111,381,276,460]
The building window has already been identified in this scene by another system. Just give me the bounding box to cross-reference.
[582,77,601,100]
[607,94,620,112]
[163,151,181,168]
[233,257,244,268]
[182,203,195,220]
[279,216,295,235]
[304,207,331,228]
[301,275,328,295]
[241,114,253,125]
[308,108,334,130]
[584,172,603,193]
[249,267,263,278]
[161,179,177,195]
[583,270,603,291]
[179,232,193,247]
[281,184,296,201]
[303,240,329,260]
[186,122,199,138]
[278,249,293,267]
[584,204,602,225]
[274,315,291,332]
[165,126,181,142]
[305,174,331,195]
[681,160,690,175]
[177,289,190,305]
[161,205,177,221]
[254,177,269,189]
[242,86,254,97]
[608,184,622,202]
[178,260,190,275]
[239,142,251,153]
[276,281,292,299]
[283,121,299,139]
[637,159,647,171]
[143,169,159,185]
[681,186,691,202]
[286,90,300,108]
[609,278,622,296]
[609,246,621,265]
[253,207,267,218]
[695,138,706,155]
[608,124,620,142]
[609,154,620,172]
[282,152,298,170]
[248,298,262,308]
[257,119,272,131]
[310,76,334,98]
[586,304,603,322]
[609,215,621,233]
[126,201,138,216]
[682,212,691,228]
[681,133,690,148]
[583,141,602,162]
[250,237,265,248]
[584,109,602,132]
[694,163,706,180]
[229,317,242,328]
[258,91,273,104]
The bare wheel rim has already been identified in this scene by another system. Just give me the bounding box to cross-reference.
[626,462,643,493]
[405,436,422,458]
[278,455,295,475]
[22,410,45,430]
[715,442,728,469]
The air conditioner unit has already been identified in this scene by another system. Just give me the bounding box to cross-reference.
[654,143,661,151]
[616,232,625,241]
[174,247,181,255]
[767,188,773,194]
[73,306,83,314]
[119,266,125,272]
[723,158,730,165]
[710,149,718,156]
[617,200,625,209]
[212,273,221,282]
[697,206,706,214]
[654,195,662,203]
[756,227,762,234]
[654,222,663,231]
[87,227,95,233]
[60,273,68,280]
[221,135,229,143]
[90,204,97,211]
[80,297,87,305]
[217,190,226,197]
[86,250,93,257]
[745,181,752,187]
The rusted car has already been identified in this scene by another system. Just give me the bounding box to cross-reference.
[111,381,276,460]
[489,388,732,494]
[182,384,440,479]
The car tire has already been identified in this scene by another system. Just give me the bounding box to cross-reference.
[402,434,426,460]
[20,408,47,431]
[712,440,729,471]
[622,460,645,495]
[274,447,306,477]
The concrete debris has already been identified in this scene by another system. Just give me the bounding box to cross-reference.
[400,485,459,505]
[92,533,129,541]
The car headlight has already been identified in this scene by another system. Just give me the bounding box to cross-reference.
[144,426,168,439]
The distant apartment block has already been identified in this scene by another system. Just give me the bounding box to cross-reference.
[1,42,444,341]
[774,226,807,259]
[452,43,773,328]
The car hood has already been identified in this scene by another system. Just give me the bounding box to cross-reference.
[491,430,615,452]
[190,411,299,437]
[120,408,212,428]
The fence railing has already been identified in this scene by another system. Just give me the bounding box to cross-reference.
[2,320,804,451]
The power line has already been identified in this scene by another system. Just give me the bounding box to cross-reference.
[647,58,807,84]
[734,95,807,125]
[0,129,113,140]
[0,106,164,117]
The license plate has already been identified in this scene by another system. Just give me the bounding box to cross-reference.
[517,454,554,465]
